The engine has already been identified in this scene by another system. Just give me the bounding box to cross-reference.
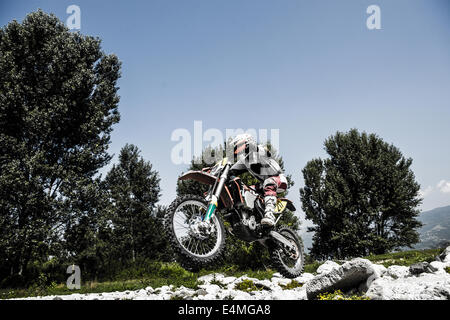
[226,178,265,241]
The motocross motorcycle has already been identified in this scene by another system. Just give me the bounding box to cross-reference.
[164,157,304,278]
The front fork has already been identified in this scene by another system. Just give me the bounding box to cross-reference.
[203,164,230,222]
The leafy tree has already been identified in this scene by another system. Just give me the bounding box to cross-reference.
[105,144,161,263]
[0,10,121,280]
[152,205,175,262]
[62,177,113,280]
[300,129,422,259]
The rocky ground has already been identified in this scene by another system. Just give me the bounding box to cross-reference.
[11,247,450,300]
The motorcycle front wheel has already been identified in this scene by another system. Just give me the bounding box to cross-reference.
[164,194,226,271]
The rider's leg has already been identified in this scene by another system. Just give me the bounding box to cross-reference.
[261,177,279,226]
[261,175,288,226]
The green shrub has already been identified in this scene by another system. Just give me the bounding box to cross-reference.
[234,279,265,292]
[317,290,370,300]
[304,261,322,274]
[280,280,303,290]
[210,274,227,289]
[158,262,193,278]
[363,248,442,267]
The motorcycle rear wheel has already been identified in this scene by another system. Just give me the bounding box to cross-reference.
[164,194,226,271]
[270,226,305,278]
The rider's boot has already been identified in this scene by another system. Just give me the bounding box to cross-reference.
[261,195,277,226]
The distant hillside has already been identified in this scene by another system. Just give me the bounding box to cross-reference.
[414,205,450,250]
[301,205,450,253]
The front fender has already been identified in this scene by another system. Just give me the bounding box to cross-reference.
[179,170,217,185]
[178,171,234,208]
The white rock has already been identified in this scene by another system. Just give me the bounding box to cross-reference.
[366,273,450,300]
[173,286,195,298]
[430,261,447,272]
[306,258,374,299]
[441,246,450,263]
[197,273,225,284]
[221,276,237,285]
[294,273,315,284]
[272,272,283,278]
[145,286,154,294]
[270,277,291,286]
[159,293,172,300]
[316,260,340,275]
[370,264,387,276]
[231,291,252,300]
[135,289,147,296]
[271,287,307,300]
[198,284,222,296]
[158,285,173,292]
[250,290,272,300]
[197,274,214,284]
[195,293,217,300]
[386,265,410,279]
[254,279,277,291]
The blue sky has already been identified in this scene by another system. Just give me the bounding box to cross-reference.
[1,1,449,223]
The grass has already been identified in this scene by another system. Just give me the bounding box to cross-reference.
[362,248,443,268]
[1,261,202,300]
[317,290,370,300]
[1,277,199,300]
[1,248,445,300]
[234,279,266,292]
[280,280,303,290]
[209,274,227,289]
[303,261,322,274]
[212,265,274,280]
[0,263,273,300]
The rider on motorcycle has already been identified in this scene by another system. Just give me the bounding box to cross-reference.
[229,133,288,226]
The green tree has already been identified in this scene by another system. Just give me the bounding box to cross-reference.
[0,10,121,281]
[105,144,161,263]
[300,129,422,259]
[62,178,113,280]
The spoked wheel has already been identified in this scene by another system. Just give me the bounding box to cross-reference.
[164,194,226,271]
[270,226,305,278]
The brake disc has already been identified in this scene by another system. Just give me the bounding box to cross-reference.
[287,240,299,259]
[189,218,215,240]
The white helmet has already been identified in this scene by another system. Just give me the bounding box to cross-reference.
[230,133,257,158]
